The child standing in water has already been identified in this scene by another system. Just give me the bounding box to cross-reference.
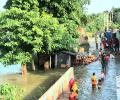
[98,79,102,89]
[100,71,105,81]
[91,72,97,89]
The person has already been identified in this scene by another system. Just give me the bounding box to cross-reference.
[99,48,102,58]
[91,73,97,89]
[115,37,119,53]
[69,78,75,90]
[98,79,102,89]
[72,81,78,93]
[102,37,106,49]
[95,35,98,50]
[109,39,112,52]
[112,38,116,52]
[105,54,110,67]
[69,90,78,100]
[101,53,106,70]
[100,71,105,81]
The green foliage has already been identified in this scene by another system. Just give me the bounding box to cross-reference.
[0,8,42,65]
[0,83,23,100]
[0,0,91,65]
[109,23,119,29]
[85,13,104,34]
[0,7,74,65]
[113,8,120,27]
[38,0,90,23]
[4,0,39,11]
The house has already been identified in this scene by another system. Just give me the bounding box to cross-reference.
[54,51,77,68]
[30,51,77,71]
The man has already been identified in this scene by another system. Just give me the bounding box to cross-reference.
[115,37,119,53]
[101,53,106,71]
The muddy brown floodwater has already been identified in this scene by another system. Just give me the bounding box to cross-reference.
[0,68,67,100]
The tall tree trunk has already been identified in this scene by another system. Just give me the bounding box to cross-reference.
[37,52,40,68]
[32,59,36,71]
[55,54,57,68]
[49,55,51,69]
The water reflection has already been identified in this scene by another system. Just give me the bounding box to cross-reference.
[0,69,67,100]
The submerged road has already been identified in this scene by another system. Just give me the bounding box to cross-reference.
[78,56,117,100]
[59,37,120,100]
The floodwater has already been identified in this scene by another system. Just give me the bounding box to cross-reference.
[59,37,120,100]
[115,55,120,100]
[76,37,119,100]
[0,69,67,100]
[77,57,117,100]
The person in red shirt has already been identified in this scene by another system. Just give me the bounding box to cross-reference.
[69,90,78,100]
[102,37,106,49]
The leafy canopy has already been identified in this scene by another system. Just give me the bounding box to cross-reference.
[0,7,67,65]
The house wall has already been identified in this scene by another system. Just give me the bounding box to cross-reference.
[57,53,70,68]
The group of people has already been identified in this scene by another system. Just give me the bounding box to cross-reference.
[69,79,78,100]
[91,71,105,89]
[91,37,111,89]
[99,48,110,71]
[101,36,119,54]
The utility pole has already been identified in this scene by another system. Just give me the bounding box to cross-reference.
[104,13,106,31]
[104,11,109,32]
[106,12,109,31]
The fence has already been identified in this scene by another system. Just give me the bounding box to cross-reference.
[39,67,74,100]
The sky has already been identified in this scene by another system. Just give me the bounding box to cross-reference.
[0,0,7,11]
[0,0,120,13]
[86,0,120,14]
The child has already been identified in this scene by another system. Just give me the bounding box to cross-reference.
[91,72,97,89]
[98,79,102,89]
[100,71,105,81]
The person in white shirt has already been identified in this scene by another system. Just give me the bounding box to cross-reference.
[100,71,105,81]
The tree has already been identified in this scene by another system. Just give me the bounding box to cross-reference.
[113,8,120,27]
[0,6,73,67]
[4,0,90,47]
[4,0,39,12]
[0,0,91,66]
[85,13,104,36]
[0,8,42,65]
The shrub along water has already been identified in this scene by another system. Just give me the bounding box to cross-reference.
[0,83,24,100]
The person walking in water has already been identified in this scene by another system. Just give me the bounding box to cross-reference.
[105,54,110,67]
[101,53,106,71]
[91,72,97,89]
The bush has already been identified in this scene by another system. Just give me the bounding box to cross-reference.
[0,83,24,100]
